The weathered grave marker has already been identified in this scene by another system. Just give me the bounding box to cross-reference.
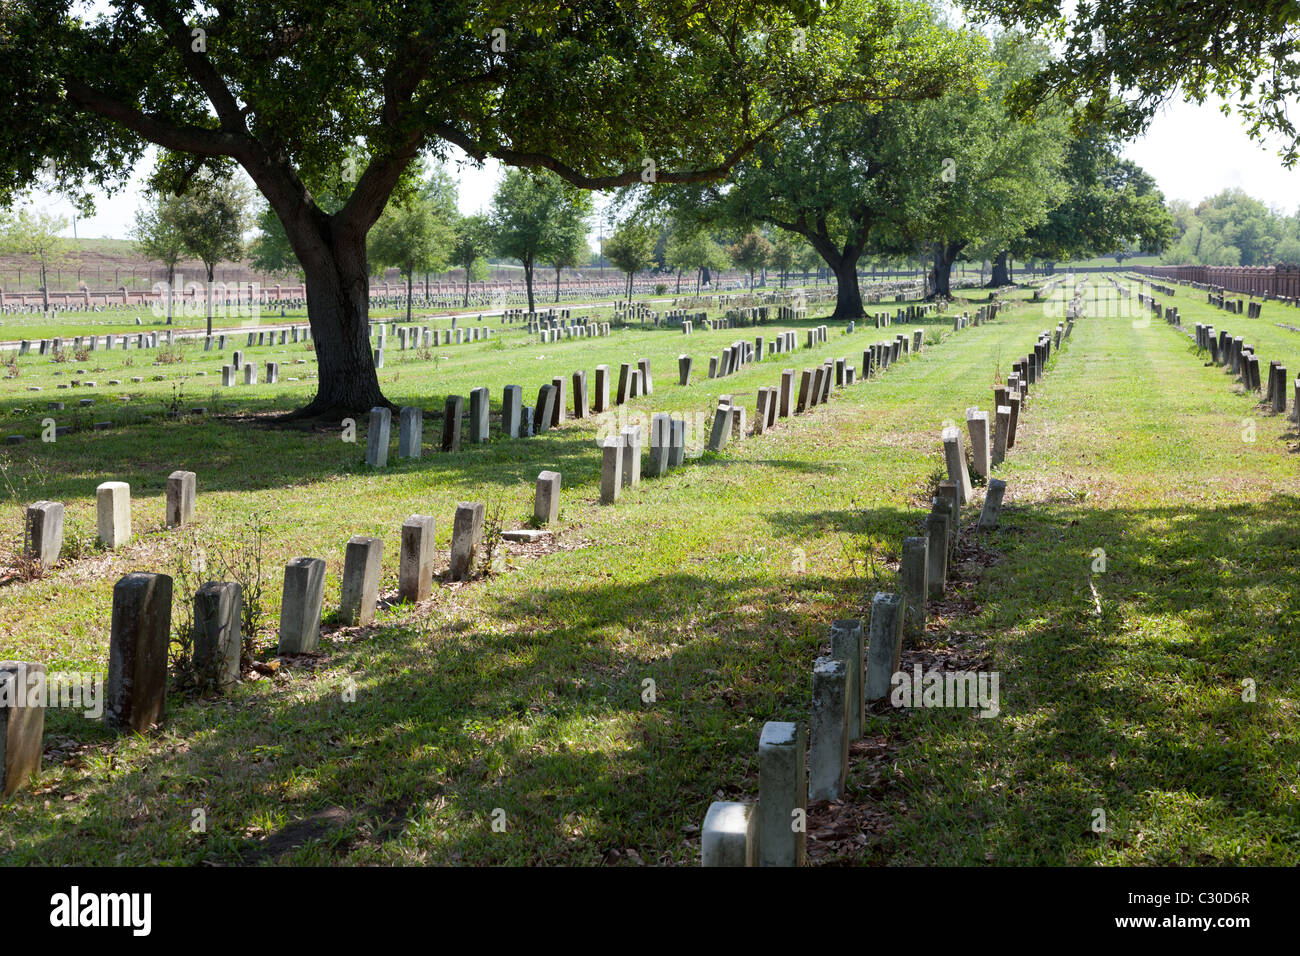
[758,721,806,867]
[366,406,391,467]
[865,591,904,701]
[96,481,131,549]
[165,470,196,527]
[23,501,63,566]
[193,582,242,690]
[339,536,383,626]
[106,572,172,733]
[809,657,849,801]
[399,515,436,602]
[278,557,327,654]
[535,471,561,525]
[448,502,485,581]
[0,662,45,797]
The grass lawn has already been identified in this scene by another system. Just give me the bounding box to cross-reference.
[2,278,1296,866]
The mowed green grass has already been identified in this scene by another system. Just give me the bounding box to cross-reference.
[1145,274,1300,386]
[1,289,1008,864]
[875,285,1300,865]
[6,277,1295,867]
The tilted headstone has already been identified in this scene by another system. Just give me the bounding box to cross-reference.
[106,573,173,733]
[448,502,485,581]
[534,384,556,434]
[942,427,973,505]
[978,479,1007,531]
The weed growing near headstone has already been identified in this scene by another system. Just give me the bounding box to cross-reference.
[478,500,508,577]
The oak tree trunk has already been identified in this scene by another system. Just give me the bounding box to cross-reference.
[989,251,1011,287]
[829,255,864,319]
[294,234,387,418]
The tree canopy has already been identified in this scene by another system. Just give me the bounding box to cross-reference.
[967,1,1300,165]
[0,0,975,414]
[490,168,592,313]
[369,163,458,321]
[132,189,188,322]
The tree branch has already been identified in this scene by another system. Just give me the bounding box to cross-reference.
[64,80,246,159]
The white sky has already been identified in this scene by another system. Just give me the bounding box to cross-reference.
[22,93,1300,242]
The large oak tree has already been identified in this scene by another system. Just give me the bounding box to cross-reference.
[647,8,984,318]
[0,0,953,416]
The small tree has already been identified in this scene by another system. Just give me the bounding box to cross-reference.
[369,167,457,322]
[604,220,658,301]
[795,241,822,285]
[450,214,493,307]
[491,169,588,313]
[132,191,186,323]
[669,229,729,295]
[1,206,71,315]
[729,231,772,289]
[172,170,253,335]
[545,198,593,302]
[770,232,798,288]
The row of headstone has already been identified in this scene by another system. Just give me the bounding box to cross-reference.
[700,311,1039,862]
[701,488,986,865]
[707,339,754,379]
[366,354,659,467]
[2,490,519,797]
[539,322,608,343]
[219,361,280,387]
[663,309,708,330]
[13,325,312,361]
[374,325,494,352]
[1197,320,1294,417]
[1206,291,1250,316]
[599,414,689,503]
[20,472,196,569]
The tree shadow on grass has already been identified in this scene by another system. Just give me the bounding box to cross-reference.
[10,563,891,865]
[879,493,1300,865]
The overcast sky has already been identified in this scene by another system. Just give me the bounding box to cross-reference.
[23,91,1300,244]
